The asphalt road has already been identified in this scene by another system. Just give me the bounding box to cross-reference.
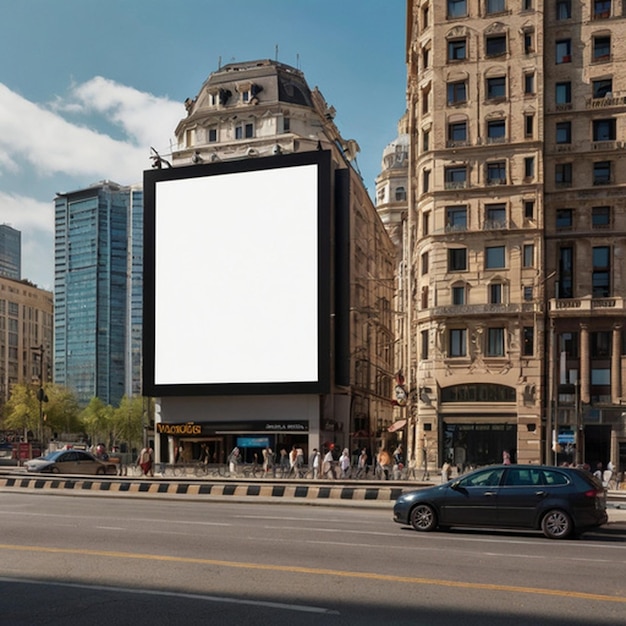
[0,492,624,625]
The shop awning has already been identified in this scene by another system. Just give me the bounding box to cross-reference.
[387,419,407,433]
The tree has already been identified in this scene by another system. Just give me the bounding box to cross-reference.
[112,395,146,451]
[1,383,81,441]
[80,397,114,447]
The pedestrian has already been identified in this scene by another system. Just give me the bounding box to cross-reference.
[441,459,452,483]
[137,445,154,477]
[309,448,321,479]
[323,446,336,479]
[262,447,275,477]
[393,445,404,479]
[228,446,240,475]
[502,450,511,465]
[279,448,290,477]
[340,448,351,478]
[295,445,305,477]
[377,448,392,480]
[355,448,368,478]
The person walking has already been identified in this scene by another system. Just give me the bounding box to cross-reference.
[355,448,368,478]
[340,448,351,478]
[137,445,154,477]
[323,446,336,479]
[279,448,290,477]
[228,447,241,476]
[295,445,305,478]
[309,448,321,479]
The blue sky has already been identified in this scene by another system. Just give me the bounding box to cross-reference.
[0,0,407,290]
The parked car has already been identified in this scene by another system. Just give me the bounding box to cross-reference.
[24,449,117,475]
[393,464,608,539]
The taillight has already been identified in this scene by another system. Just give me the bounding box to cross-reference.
[584,489,601,498]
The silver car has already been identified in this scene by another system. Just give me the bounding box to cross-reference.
[25,449,117,475]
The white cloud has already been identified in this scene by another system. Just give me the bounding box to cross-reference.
[67,76,183,148]
[0,80,181,185]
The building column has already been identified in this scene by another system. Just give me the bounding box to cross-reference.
[580,323,590,405]
[612,324,622,404]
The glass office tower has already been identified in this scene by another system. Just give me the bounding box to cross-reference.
[54,181,143,406]
[0,224,21,280]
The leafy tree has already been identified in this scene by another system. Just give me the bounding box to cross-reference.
[1,383,81,441]
[112,395,147,451]
[80,397,114,446]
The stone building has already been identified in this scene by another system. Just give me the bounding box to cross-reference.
[405,0,626,472]
[149,59,396,464]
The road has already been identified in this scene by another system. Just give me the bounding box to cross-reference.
[0,492,624,625]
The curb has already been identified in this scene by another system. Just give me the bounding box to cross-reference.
[0,475,405,505]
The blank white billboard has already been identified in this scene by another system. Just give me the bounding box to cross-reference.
[143,151,331,395]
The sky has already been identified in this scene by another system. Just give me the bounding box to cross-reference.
[0,0,407,291]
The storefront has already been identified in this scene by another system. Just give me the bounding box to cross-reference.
[156,420,310,465]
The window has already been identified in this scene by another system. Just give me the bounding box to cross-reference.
[556,208,573,228]
[207,128,217,142]
[423,47,430,69]
[556,0,571,20]
[523,327,534,356]
[555,82,572,105]
[486,161,506,184]
[423,169,430,193]
[593,78,612,98]
[558,246,574,298]
[593,161,611,185]
[591,331,611,357]
[524,31,534,54]
[235,122,254,139]
[489,283,503,304]
[487,328,505,357]
[449,329,467,357]
[555,163,572,186]
[525,114,534,137]
[523,0,533,9]
[423,129,430,151]
[592,246,610,296]
[448,120,467,143]
[421,251,429,275]
[523,244,534,267]
[282,116,290,132]
[447,206,468,231]
[452,285,466,305]
[486,0,505,13]
[395,186,407,201]
[485,203,506,228]
[524,72,535,94]
[487,76,506,99]
[448,38,467,61]
[593,36,611,61]
[445,166,467,188]
[486,35,507,57]
[523,285,534,301]
[487,119,505,141]
[524,200,535,219]
[524,156,535,179]
[421,330,429,360]
[448,80,468,104]
[556,39,572,64]
[422,5,429,29]
[592,206,611,228]
[423,212,430,235]
[448,248,467,271]
[485,246,505,269]
[556,121,571,143]
[448,0,467,18]
[593,0,611,19]
[593,119,616,141]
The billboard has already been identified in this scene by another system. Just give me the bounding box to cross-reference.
[143,150,332,396]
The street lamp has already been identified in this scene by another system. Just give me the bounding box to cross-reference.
[30,344,48,448]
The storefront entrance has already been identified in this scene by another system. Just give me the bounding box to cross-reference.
[443,423,517,470]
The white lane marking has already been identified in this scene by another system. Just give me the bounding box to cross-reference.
[0,576,339,615]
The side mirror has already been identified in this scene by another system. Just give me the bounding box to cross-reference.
[450,480,461,490]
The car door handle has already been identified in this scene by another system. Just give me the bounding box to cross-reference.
[484,491,497,496]
[535,490,547,497]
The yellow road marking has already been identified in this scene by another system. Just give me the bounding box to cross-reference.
[1,543,624,604]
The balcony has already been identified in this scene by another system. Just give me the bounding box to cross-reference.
[483,219,507,230]
[445,181,467,190]
[586,94,626,109]
[486,178,506,186]
[549,296,625,316]
[592,141,617,151]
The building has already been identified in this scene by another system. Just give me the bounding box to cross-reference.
[405,0,626,473]
[0,276,53,408]
[147,59,396,465]
[54,181,143,406]
[0,224,21,280]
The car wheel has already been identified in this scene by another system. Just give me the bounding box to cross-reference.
[541,509,573,539]
[50,466,59,474]
[410,504,437,532]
